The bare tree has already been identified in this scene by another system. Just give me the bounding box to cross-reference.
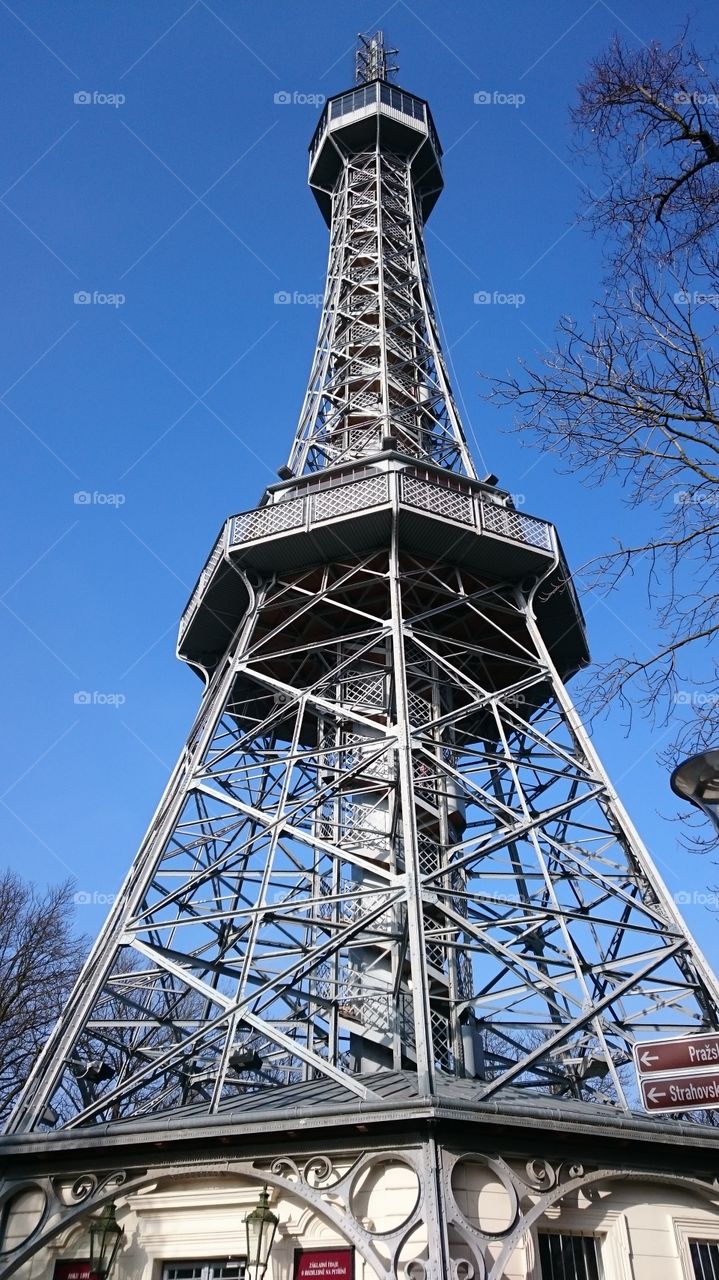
[0,871,87,1123]
[491,29,719,789]
[573,30,719,273]
[0,873,269,1128]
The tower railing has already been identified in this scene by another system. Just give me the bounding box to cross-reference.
[178,461,555,644]
[309,81,441,169]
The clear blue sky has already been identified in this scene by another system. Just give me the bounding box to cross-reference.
[2,0,717,968]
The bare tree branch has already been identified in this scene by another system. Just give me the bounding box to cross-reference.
[488,27,719,827]
[572,30,719,272]
[0,871,87,1123]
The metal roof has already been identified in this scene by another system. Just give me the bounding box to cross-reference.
[4,1071,719,1159]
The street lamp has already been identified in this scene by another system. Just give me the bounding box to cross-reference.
[671,749,719,836]
[244,1185,279,1280]
[88,1202,124,1279]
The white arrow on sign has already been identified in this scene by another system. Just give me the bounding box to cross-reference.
[639,1051,660,1068]
[646,1086,668,1104]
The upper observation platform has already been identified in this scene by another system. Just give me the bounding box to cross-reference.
[308,80,444,225]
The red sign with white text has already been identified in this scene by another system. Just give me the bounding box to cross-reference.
[53,1263,95,1280]
[633,1032,719,1076]
[294,1248,354,1280]
[640,1070,719,1114]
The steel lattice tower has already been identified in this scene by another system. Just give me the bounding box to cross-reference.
[10,34,719,1136]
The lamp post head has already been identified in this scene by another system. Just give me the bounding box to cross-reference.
[671,749,719,835]
[88,1202,124,1279]
[244,1186,279,1280]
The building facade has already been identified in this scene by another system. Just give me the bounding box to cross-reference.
[3,1080,719,1278]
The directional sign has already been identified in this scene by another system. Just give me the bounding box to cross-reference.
[640,1070,719,1114]
[633,1032,719,1076]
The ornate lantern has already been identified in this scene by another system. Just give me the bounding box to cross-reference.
[244,1185,279,1280]
[88,1202,124,1279]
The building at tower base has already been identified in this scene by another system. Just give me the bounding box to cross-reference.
[2,1077,719,1278]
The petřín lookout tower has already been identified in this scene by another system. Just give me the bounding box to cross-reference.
[3,31,719,1280]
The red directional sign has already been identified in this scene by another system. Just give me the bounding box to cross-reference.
[640,1070,719,1114]
[633,1032,719,1076]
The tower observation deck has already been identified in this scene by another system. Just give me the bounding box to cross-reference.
[8,32,719,1136]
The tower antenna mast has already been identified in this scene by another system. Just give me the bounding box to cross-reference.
[356,30,398,83]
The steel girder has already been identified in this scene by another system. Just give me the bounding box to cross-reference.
[9,530,719,1132]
